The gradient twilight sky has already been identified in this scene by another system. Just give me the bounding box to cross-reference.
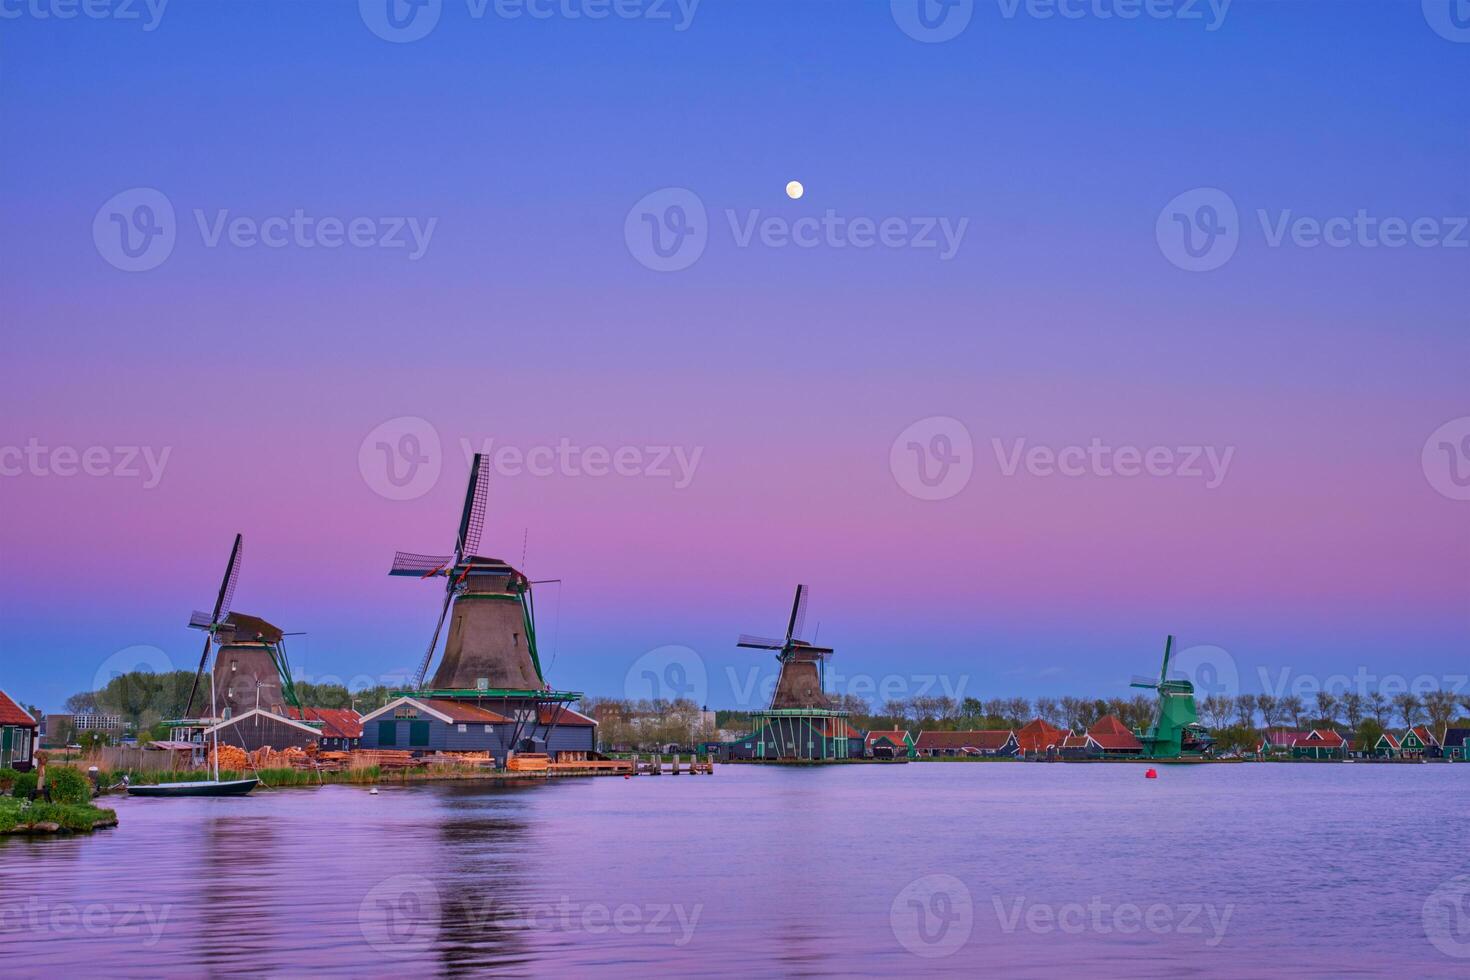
[1,0,1466,713]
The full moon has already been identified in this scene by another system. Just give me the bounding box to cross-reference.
[785,180,804,200]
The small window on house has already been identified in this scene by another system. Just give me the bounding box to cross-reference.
[458,724,467,733]
[484,725,492,733]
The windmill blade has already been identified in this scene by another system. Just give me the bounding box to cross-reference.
[737,634,785,650]
[188,610,217,630]
[786,584,809,644]
[457,453,489,559]
[412,586,455,690]
[1159,634,1174,684]
[389,551,454,576]
[1130,674,1160,688]
[214,533,243,622]
[183,633,212,719]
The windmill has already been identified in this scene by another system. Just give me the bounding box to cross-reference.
[1129,635,1213,759]
[735,585,851,761]
[389,453,548,693]
[184,534,300,719]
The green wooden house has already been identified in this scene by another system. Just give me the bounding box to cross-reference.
[1400,726,1439,759]
[1289,729,1347,760]
[1374,732,1401,758]
[864,729,916,759]
[1440,728,1469,761]
[0,689,39,772]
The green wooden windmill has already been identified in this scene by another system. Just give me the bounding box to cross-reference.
[1130,635,1214,759]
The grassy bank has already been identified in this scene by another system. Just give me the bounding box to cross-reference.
[0,796,117,835]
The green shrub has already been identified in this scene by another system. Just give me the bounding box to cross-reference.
[0,768,19,795]
[45,766,92,805]
[10,771,37,799]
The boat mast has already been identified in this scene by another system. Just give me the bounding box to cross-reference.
[210,642,220,783]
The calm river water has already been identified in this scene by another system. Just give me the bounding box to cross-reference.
[3,763,1468,977]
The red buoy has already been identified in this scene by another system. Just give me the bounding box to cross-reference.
[1145,768,1158,779]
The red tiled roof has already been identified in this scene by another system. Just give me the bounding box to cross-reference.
[288,707,364,740]
[1061,734,1092,749]
[1087,715,1142,751]
[0,690,36,728]
[865,730,910,748]
[1302,729,1345,748]
[1377,732,1401,749]
[420,700,512,724]
[1015,718,1067,752]
[820,719,861,739]
[537,706,597,727]
[914,730,1015,751]
[1261,729,1309,747]
[1407,725,1438,746]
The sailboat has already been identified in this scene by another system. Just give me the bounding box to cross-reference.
[129,534,259,798]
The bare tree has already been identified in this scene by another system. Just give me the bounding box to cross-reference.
[1256,695,1282,729]
[1340,692,1364,730]
[1392,693,1423,728]
[1234,694,1257,728]
[1059,696,1085,730]
[1201,695,1232,730]
[1423,690,1458,738]
[1280,695,1306,729]
[1314,692,1338,726]
[1368,691,1389,726]
[1033,697,1061,725]
[1006,698,1032,725]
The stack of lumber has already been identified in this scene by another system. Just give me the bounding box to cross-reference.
[209,745,250,771]
[506,753,550,772]
[349,749,419,769]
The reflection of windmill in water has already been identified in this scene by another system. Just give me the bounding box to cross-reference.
[1129,635,1214,759]
[363,453,591,766]
[184,533,302,719]
[734,585,855,762]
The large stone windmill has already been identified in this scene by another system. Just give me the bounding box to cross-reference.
[735,585,853,762]
[380,453,585,762]
[184,534,302,719]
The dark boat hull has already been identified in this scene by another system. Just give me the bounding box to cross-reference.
[127,778,259,798]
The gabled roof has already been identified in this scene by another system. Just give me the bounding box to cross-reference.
[288,707,364,740]
[865,729,911,748]
[820,719,861,739]
[1406,725,1439,746]
[1015,718,1067,752]
[915,730,1015,751]
[420,699,512,724]
[205,708,322,738]
[1061,733,1094,749]
[0,690,37,728]
[1087,715,1143,751]
[1301,729,1345,748]
[1376,732,1401,749]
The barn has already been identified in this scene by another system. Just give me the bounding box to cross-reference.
[206,708,322,754]
[358,696,596,766]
